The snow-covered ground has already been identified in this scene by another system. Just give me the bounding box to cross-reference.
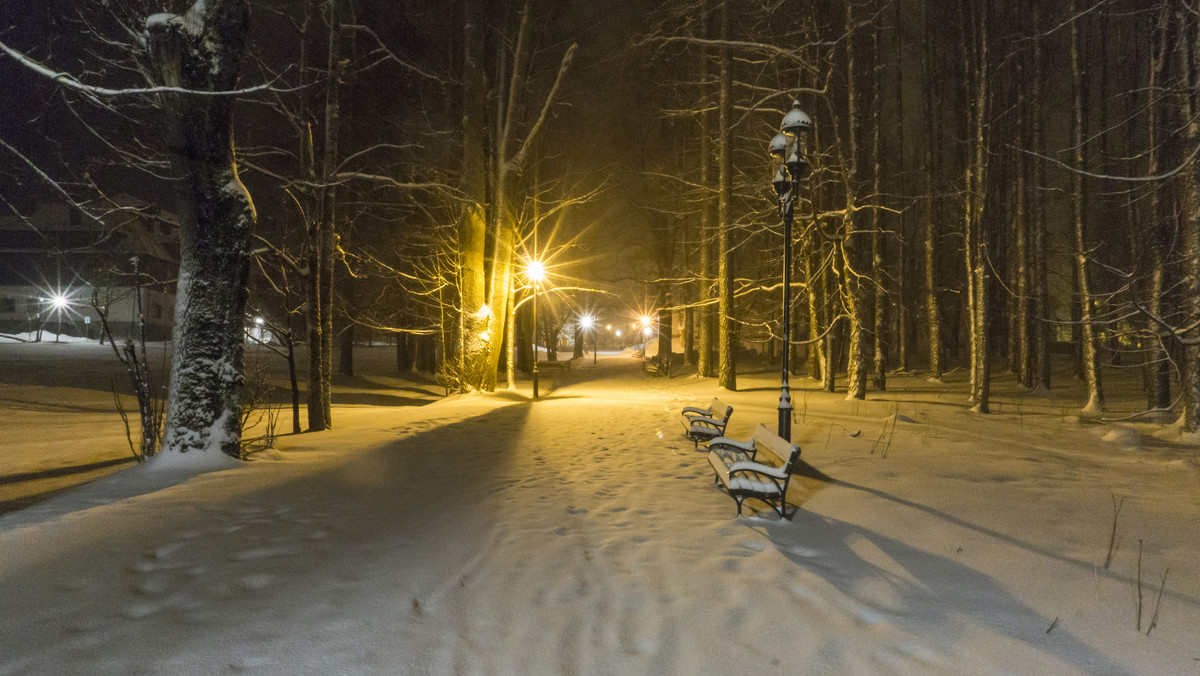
[2,342,1198,674]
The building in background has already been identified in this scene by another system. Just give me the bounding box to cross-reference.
[0,197,178,341]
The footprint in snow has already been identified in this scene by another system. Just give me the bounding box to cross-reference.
[565,506,588,515]
[237,574,274,591]
[122,602,161,620]
[228,545,304,562]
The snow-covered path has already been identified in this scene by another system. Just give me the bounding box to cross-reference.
[2,357,1199,674]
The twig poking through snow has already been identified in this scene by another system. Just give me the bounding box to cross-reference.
[1137,539,1144,632]
[1147,567,1169,636]
[1046,616,1059,634]
[1105,493,1126,569]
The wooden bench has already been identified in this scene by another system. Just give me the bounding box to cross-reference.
[644,354,670,377]
[680,397,732,449]
[535,359,571,373]
[707,424,802,519]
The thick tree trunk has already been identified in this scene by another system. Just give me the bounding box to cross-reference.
[457,0,489,391]
[923,0,943,381]
[805,238,823,381]
[871,18,887,393]
[1029,0,1051,394]
[698,103,715,378]
[893,0,909,374]
[716,0,736,390]
[396,333,414,372]
[658,287,672,363]
[843,0,868,400]
[338,320,353,377]
[148,0,255,458]
[1070,0,1105,416]
[318,0,339,426]
[1180,4,1200,432]
[1145,4,1173,411]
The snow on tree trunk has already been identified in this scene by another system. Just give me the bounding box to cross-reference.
[457,0,491,392]
[148,0,255,459]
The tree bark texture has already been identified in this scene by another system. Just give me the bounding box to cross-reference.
[148,0,256,457]
[716,0,736,390]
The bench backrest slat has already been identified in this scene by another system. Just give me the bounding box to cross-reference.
[710,398,732,423]
[752,423,801,472]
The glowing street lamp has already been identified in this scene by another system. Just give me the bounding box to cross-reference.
[48,293,69,342]
[527,259,547,400]
[579,314,597,365]
[768,99,813,442]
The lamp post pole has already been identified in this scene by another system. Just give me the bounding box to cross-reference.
[532,278,539,400]
[769,100,813,442]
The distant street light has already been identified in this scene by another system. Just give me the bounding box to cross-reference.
[50,293,69,343]
[580,314,597,365]
[527,259,546,400]
[767,99,813,442]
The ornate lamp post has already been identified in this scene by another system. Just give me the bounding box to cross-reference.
[528,259,546,400]
[767,100,812,441]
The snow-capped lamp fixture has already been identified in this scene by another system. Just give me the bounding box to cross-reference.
[527,258,547,400]
[767,98,813,443]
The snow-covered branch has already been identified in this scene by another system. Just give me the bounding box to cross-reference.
[0,39,288,99]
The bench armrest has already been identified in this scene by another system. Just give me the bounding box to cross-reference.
[681,406,710,416]
[687,415,725,429]
[728,461,788,480]
[709,436,755,454]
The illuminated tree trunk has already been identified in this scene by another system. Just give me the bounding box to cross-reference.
[870,13,887,393]
[843,0,868,400]
[698,90,716,378]
[923,0,943,381]
[1070,0,1105,416]
[892,0,909,374]
[147,0,256,457]
[1145,4,1173,411]
[457,0,490,391]
[805,238,824,381]
[716,0,737,390]
[1179,3,1200,432]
